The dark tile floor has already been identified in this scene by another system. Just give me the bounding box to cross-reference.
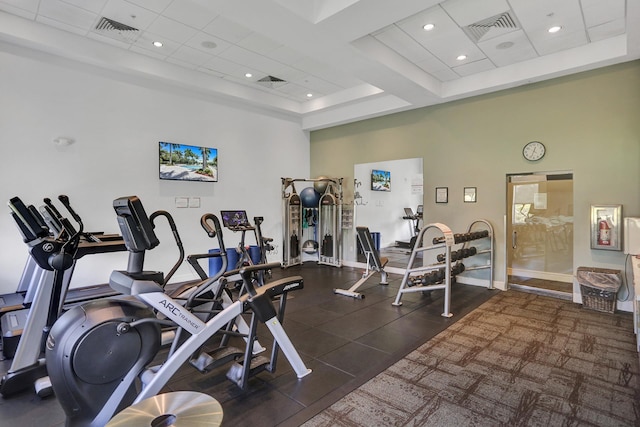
[0,262,497,426]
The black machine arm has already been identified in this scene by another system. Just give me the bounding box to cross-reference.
[39,204,65,236]
[56,195,84,256]
[183,214,229,308]
[186,213,228,281]
[27,205,48,231]
[149,210,184,286]
[41,197,78,240]
[58,195,82,226]
[43,197,63,219]
[239,262,281,298]
[253,216,274,261]
[9,197,49,243]
[201,213,221,239]
[8,197,62,272]
[238,262,300,323]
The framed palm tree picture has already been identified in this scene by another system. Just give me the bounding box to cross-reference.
[159,142,218,182]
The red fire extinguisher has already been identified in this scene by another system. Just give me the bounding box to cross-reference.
[598,220,611,246]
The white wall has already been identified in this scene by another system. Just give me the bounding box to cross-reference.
[353,158,423,250]
[0,49,310,294]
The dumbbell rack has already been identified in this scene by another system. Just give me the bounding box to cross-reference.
[392,223,457,317]
[392,219,494,317]
[454,219,494,289]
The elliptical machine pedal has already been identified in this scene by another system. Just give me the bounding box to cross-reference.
[226,355,271,387]
[34,376,53,398]
[189,346,244,373]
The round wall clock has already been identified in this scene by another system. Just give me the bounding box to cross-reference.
[522,141,546,161]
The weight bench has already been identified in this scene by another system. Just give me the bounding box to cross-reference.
[334,226,389,299]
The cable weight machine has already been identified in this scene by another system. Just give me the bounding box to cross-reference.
[281,177,343,268]
[282,189,301,267]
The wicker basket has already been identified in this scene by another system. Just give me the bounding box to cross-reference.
[579,284,617,313]
[576,267,621,314]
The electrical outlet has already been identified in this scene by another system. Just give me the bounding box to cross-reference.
[188,197,200,208]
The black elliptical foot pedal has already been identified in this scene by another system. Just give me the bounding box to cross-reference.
[226,355,270,386]
[189,346,244,373]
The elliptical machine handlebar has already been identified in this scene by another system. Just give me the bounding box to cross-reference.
[149,210,184,286]
[43,198,63,219]
[8,197,50,243]
[57,196,83,242]
[200,213,220,239]
[239,262,281,298]
[184,214,228,288]
[58,195,82,226]
[49,196,83,271]
[42,197,79,241]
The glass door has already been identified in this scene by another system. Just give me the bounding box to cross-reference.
[506,172,573,295]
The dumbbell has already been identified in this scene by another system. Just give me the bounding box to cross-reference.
[436,246,477,263]
[436,251,458,262]
[433,234,467,244]
[407,276,419,287]
[461,247,477,258]
[469,230,489,240]
[452,263,465,276]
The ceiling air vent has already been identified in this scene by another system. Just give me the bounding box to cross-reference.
[256,75,287,89]
[94,17,140,43]
[464,11,519,43]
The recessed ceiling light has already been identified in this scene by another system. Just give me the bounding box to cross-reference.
[152,41,163,47]
[548,25,562,33]
[456,54,467,61]
[423,23,435,31]
[201,41,217,49]
[245,73,252,78]
[306,93,313,98]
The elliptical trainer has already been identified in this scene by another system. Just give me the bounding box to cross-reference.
[0,196,89,397]
[45,196,311,427]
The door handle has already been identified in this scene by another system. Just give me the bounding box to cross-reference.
[512,231,517,249]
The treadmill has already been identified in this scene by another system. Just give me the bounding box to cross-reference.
[396,205,423,249]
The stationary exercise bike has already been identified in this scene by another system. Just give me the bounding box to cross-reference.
[46,196,311,427]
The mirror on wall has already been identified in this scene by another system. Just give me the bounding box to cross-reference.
[352,158,423,269]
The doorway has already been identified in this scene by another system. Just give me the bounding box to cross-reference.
[506,172,573,298]
[353,158,423,270]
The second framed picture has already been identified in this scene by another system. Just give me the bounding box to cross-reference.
[436,187,448,204]
[464,187,477,203]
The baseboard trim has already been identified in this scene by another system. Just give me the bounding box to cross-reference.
[508,268,572,283]
[509,283,573,301]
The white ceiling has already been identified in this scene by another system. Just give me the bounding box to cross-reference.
[0,0,638,130]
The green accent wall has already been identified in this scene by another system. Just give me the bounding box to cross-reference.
[310,61,640,301]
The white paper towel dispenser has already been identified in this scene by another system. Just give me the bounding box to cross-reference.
[624,217,640,255]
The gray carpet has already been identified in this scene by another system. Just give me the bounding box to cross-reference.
[301,291,639,426]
